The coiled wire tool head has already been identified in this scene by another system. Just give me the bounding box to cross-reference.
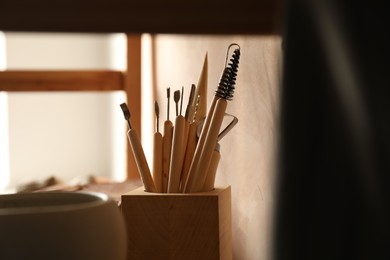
[215,43,241,101]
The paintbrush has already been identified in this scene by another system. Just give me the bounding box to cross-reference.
[162,88,173,193]
[120,103,157,192]
[153,100,163,192]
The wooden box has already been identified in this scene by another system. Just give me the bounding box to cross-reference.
[121,186,232,260]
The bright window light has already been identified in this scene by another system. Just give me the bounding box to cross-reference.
[109,33,127,71]
[0,92,10,192]
[141,34,154,168]
[1,33,129,189]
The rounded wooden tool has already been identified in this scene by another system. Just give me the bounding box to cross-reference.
[183,96,217,193]
[181,122,197,190]
[162,120,173,193]
[188,99,227,193]
[153,132,163,193]
[203,143,221,192]
[167,115,186,193]
[127,129,157,193]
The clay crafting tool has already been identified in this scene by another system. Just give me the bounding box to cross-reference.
[192,53,208,125]
[153,100,163,192]
[181,84,197,189]
[120,103,157,192]
[183,54,213,192]
[174,89,180,117]
[162,88,173,193]
[184,45,240,193]
[202,113,238,191]
[202,143,221,191]
[168,89,187,193]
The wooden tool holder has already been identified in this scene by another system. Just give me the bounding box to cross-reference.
[121,186,232,260]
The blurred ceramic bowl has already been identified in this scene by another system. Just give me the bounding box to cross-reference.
[0,191,127,260]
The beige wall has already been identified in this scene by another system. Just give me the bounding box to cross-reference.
[152,35,281,260]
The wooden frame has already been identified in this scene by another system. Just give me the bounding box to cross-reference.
[0,0,281,35]
[0,70,124,91]
[0,34,142,179]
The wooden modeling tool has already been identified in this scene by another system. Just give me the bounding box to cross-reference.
[184,45,240,193]
[168,89,187,193]
[203,143,221,191]
[188,98,228,192]
[181,84,197,189]
[183,95,218,193]
[153,100,163,192]
[183,54,210,192]
[162,88,173,193]
[120,103,157,192]
[192,53,208,124]
[202,114,238,191]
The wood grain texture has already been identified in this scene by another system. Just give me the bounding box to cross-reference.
[0,0,281,34]
[0,70,124,91]
[121,186,232,260]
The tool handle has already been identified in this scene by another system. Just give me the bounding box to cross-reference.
[168,115,186,193]
[181,122,197,190]
[127,129,157,192]
[187,99,227,193]
[162,120,173,193]
[153,132,163,193]
[203,144,221,192]
[183,96,217,193]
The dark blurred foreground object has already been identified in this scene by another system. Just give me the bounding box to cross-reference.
[274,0,390,259]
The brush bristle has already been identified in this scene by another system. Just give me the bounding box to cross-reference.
[215,48,240,100]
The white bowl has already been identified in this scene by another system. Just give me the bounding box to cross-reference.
[0,191,127,260]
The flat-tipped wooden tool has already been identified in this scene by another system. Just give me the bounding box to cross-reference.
[120,103,157,193]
